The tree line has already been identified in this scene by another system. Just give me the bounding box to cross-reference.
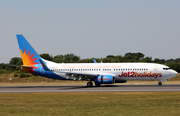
[1,52,180,73]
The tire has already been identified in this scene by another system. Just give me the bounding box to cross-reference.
[87,82,93,87]
[158,82,162,86]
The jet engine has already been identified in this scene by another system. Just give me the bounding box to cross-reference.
[94,75,115,84]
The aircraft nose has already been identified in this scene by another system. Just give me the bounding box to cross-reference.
[171,70,178,77]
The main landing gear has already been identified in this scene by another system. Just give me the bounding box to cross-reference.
[87,81,101,87]
[158,82,162,86]
[87,81,93,87]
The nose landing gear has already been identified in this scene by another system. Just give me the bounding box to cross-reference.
[158,79,168,86]
[158,82,162,86]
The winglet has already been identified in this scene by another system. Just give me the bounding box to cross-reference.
[93,59,97,63]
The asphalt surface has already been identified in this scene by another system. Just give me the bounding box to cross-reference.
[0,84,180,93]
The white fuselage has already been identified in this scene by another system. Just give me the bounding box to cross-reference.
[44,60,178,81]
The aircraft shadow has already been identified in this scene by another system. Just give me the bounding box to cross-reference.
[0,84,179,90]
[57,84,180,90]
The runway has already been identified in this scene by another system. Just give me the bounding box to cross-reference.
[0,84,180,93]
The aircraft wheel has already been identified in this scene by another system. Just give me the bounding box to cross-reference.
[87,82,93,87]
[158,82,162,86]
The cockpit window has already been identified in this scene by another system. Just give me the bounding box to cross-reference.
[163,68,171,70]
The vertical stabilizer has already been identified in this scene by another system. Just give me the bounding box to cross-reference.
[16,34,41,68]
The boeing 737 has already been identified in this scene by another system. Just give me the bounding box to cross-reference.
[8,34,178,87]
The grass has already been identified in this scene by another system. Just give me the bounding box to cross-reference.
[0,92,180,116]
[0,74,180,115]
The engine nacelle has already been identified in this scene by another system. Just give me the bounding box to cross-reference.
[115,80,127,83]
[94,75,115,84]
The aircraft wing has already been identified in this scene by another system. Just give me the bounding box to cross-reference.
[66,72,99,80]
[65,72,99,77]
[54,70,99,80]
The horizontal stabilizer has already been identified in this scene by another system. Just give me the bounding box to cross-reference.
[5,64,33,68]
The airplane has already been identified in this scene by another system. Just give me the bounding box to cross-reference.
[7,34,178,87]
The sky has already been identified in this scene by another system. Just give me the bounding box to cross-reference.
[0,0,180,63]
